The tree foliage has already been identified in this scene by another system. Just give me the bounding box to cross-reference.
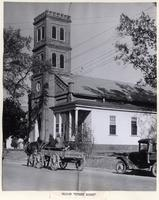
[3,98,28,141]
[115,12,156,88]
[4,27,32,100]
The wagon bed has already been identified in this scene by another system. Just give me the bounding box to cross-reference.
[35,146,85,171]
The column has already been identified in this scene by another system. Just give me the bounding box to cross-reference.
[53,112,56,139]
[59,113,62,136]
[69,111,72,140]
[75,109,78,135]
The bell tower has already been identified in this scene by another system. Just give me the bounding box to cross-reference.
[30,10,72,142]
[33,10,72,74]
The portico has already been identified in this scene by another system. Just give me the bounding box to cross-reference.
[51,102,91,142]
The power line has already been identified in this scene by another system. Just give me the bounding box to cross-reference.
[71,5,155,21]
[75,51,116,75]
[70,5,155,74]
[72,48,116,73]
[78,39,136,75]
[72,25,116,49]
[66,33,117,64]
[83,56,115,75]
[72,49,115,72]
[71,5,154,50]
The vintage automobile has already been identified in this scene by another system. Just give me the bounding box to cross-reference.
[112,138,157,177]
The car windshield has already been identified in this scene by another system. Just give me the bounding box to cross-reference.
[151,143,156,152]
[139,143,148,151]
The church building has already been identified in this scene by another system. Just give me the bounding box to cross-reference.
[30,10,156,151]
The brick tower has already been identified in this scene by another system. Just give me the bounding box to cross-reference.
[30,10,72,141]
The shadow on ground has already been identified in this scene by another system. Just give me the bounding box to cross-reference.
[113,170,155,178]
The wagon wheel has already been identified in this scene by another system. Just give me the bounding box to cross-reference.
[75,158,85,171]
[50,154,59,171]
[34,153,44,169]
[151,162,156,177]
[44,155,50,168]
[116,160,127,174]
[59,161,68,169]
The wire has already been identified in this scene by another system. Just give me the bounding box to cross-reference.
[72,48,116,73]
[77,39,137,75]
[75,52,116,75]
[72,25,116,49]
[82,56,115,75]
[65,33,117,64]
[70,5,155,74]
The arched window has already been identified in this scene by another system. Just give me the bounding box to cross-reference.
[52,53,56,67]
[52,26,56,39]
[60,28,64,41]
[60,54,64,68]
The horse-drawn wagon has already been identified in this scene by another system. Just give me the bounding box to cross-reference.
[25,143,85,171]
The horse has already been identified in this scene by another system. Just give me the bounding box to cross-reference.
[24,139,46,167]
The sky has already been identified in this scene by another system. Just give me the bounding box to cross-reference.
[3,2,156,105]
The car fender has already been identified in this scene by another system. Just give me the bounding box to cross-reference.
[116,157,128,168]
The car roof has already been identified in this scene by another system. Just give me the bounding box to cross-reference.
[138,138,156,144]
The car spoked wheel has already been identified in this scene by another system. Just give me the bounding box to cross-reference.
[151,162,156,177]
[116,160,127,174]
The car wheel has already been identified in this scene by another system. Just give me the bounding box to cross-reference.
[151,162,156,177]
[116,160,127,174]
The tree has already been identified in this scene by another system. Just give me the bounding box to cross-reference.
[3,98,28,142]
[4,27,32,100]
[75,123,94,157]
[115,12,156,88]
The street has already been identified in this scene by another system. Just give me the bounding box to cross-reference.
[2,159,156,191]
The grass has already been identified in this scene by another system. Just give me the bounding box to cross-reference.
[85,154,117,170]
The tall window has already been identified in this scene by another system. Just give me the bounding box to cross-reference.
[37,28,41,42]
[131,117,137,136]
[40,53,44,61]
[42,26,45,39]
[60,54,64,68]
[52,26,56,39]
[60,28,65,41]
[109,116,116,135]
[52,53,56,67]
[37,26,45,42]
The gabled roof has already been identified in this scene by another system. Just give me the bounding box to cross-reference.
[59,74,156,106]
